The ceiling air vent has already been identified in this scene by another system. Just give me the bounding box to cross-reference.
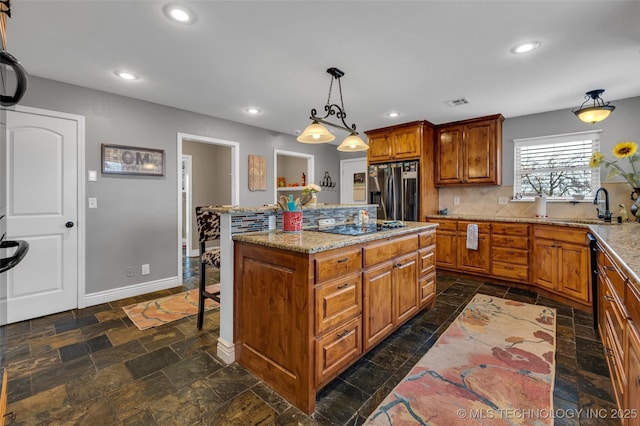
[445,97,471,107]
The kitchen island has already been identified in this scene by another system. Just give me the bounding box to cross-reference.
[232,221,437,414]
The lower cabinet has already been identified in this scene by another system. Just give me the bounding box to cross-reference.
[597,242,640,424]
[234,229,434,414]
[533,226,590,304]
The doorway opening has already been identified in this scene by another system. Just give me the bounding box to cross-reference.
[177,133,239,285]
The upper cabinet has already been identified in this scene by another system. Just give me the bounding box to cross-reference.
[435,114,504,186]
[365,121,426,163]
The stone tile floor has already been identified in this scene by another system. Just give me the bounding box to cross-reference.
[0,257,618,425]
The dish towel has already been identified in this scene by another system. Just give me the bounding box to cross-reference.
[466,223,478,250]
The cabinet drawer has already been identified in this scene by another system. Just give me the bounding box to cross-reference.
[492,222,529,236]
[315,316,362,385]
[534,225,587,244]
[419,248,436,275]
[458,221,491,234]
[363,234,418,268]
[627,283,640,325]
[603,314,626,405]
[419,273,436,306]
[491,247,529,265]
[492,262,529,281]
[492,235,529,250]
[315,247,362,283]
[419,230,436,248]
[429,220,456,232]
[314,273,362,334]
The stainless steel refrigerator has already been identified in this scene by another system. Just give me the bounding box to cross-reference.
[368,161,419,221]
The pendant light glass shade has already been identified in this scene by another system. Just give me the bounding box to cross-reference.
[574,106,614,124]
[297,121,335,143]
[337,133,369,152]
[573,89,615,124]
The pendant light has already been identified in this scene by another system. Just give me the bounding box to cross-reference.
[298,67,369,151]
[573,89,615,124]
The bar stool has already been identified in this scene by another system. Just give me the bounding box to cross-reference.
[195,206,221,329]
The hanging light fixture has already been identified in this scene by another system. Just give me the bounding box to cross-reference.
[298,67,368,151]
[573,89,615,124]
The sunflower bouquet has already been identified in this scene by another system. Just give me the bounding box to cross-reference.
[590,141,640,188]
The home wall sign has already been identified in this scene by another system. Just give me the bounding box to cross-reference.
[102,144,165,176]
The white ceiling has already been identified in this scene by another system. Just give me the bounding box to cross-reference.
[6,1,640,138]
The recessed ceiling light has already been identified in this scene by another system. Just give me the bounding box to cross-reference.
[386,112,399,118]
[114,71,139,81]
[246,107,261,115]
[163,4,193,23]
[510,41,541,54]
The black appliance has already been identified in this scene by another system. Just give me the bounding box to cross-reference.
[368,161,419,221]
[315,222,405,236]
[587,233,598,329]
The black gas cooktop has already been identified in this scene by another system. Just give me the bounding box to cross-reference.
[314,222,405,236]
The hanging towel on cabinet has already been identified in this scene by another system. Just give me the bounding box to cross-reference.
[466,223,478,250]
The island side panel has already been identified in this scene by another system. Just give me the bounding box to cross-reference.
[233,241,315,413]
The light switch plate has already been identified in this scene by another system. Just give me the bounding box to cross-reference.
[88,170,97,181]
[453,197,460,205]
[88,197,97,208]
[498,196,508,205]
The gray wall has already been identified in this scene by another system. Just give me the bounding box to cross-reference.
[502,96,640,186]
[21,76,341,294]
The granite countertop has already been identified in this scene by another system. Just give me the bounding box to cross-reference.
[425,214,640,294]
[232,221,437,254]
[588,224,640,293]
[204,204,377,214]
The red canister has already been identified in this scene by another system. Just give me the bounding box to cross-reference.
[282,211,303,233]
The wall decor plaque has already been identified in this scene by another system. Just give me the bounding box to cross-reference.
[248,154,266,191]
[102,144,165,176]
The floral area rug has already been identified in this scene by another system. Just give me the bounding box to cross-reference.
[123,284,219,330]
[366,294,556,425]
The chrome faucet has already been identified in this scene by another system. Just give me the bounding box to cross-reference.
[593,187,612,222]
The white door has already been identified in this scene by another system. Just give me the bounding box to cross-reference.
[340,157,368,204]
[2,108,81,324]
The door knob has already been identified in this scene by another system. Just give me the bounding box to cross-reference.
[65,221,74,228]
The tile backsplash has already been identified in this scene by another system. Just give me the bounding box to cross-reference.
[438,183,637,221]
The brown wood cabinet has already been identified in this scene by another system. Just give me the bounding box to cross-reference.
[234,228,435,414]
[435,114,504,186]
[365,121,425,163]
[365,120,439,218]
[597,242,640,424]
[1,370,7,426]
[533,225,590,304]
[491,222,530,281]
[430,219,490,274]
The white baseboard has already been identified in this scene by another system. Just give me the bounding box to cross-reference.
[82,276,180,307]
[217,336,236,364]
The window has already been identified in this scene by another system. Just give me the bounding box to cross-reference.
[513,130,601,200]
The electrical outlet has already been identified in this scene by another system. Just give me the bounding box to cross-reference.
[88,197,97,209]
[498,196,508,205]
[453,197,460,205]
[141,264,150,275]
[126,266,134,277]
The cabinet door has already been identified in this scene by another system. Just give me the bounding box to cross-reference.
[394,252,419,325]
[367,133,392,163]
[626,323,640,426]
[464,119,499,184]
[533,239,556,291]
[435,125,463,185]
[419,273,436,308]
[363,261,394,351]
[457,235,490,274]
[557,243,590,303]
[435,232,457,269]
[393,126,422,159]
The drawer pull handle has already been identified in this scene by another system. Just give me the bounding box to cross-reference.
[604,295,615,302]
[604,347,614,357]
[504,266,514,270]
[337,330,351,338]
[336,283,349,290]
[337,258,350,263]
[394,263,402,268]
[603,266,616,271]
